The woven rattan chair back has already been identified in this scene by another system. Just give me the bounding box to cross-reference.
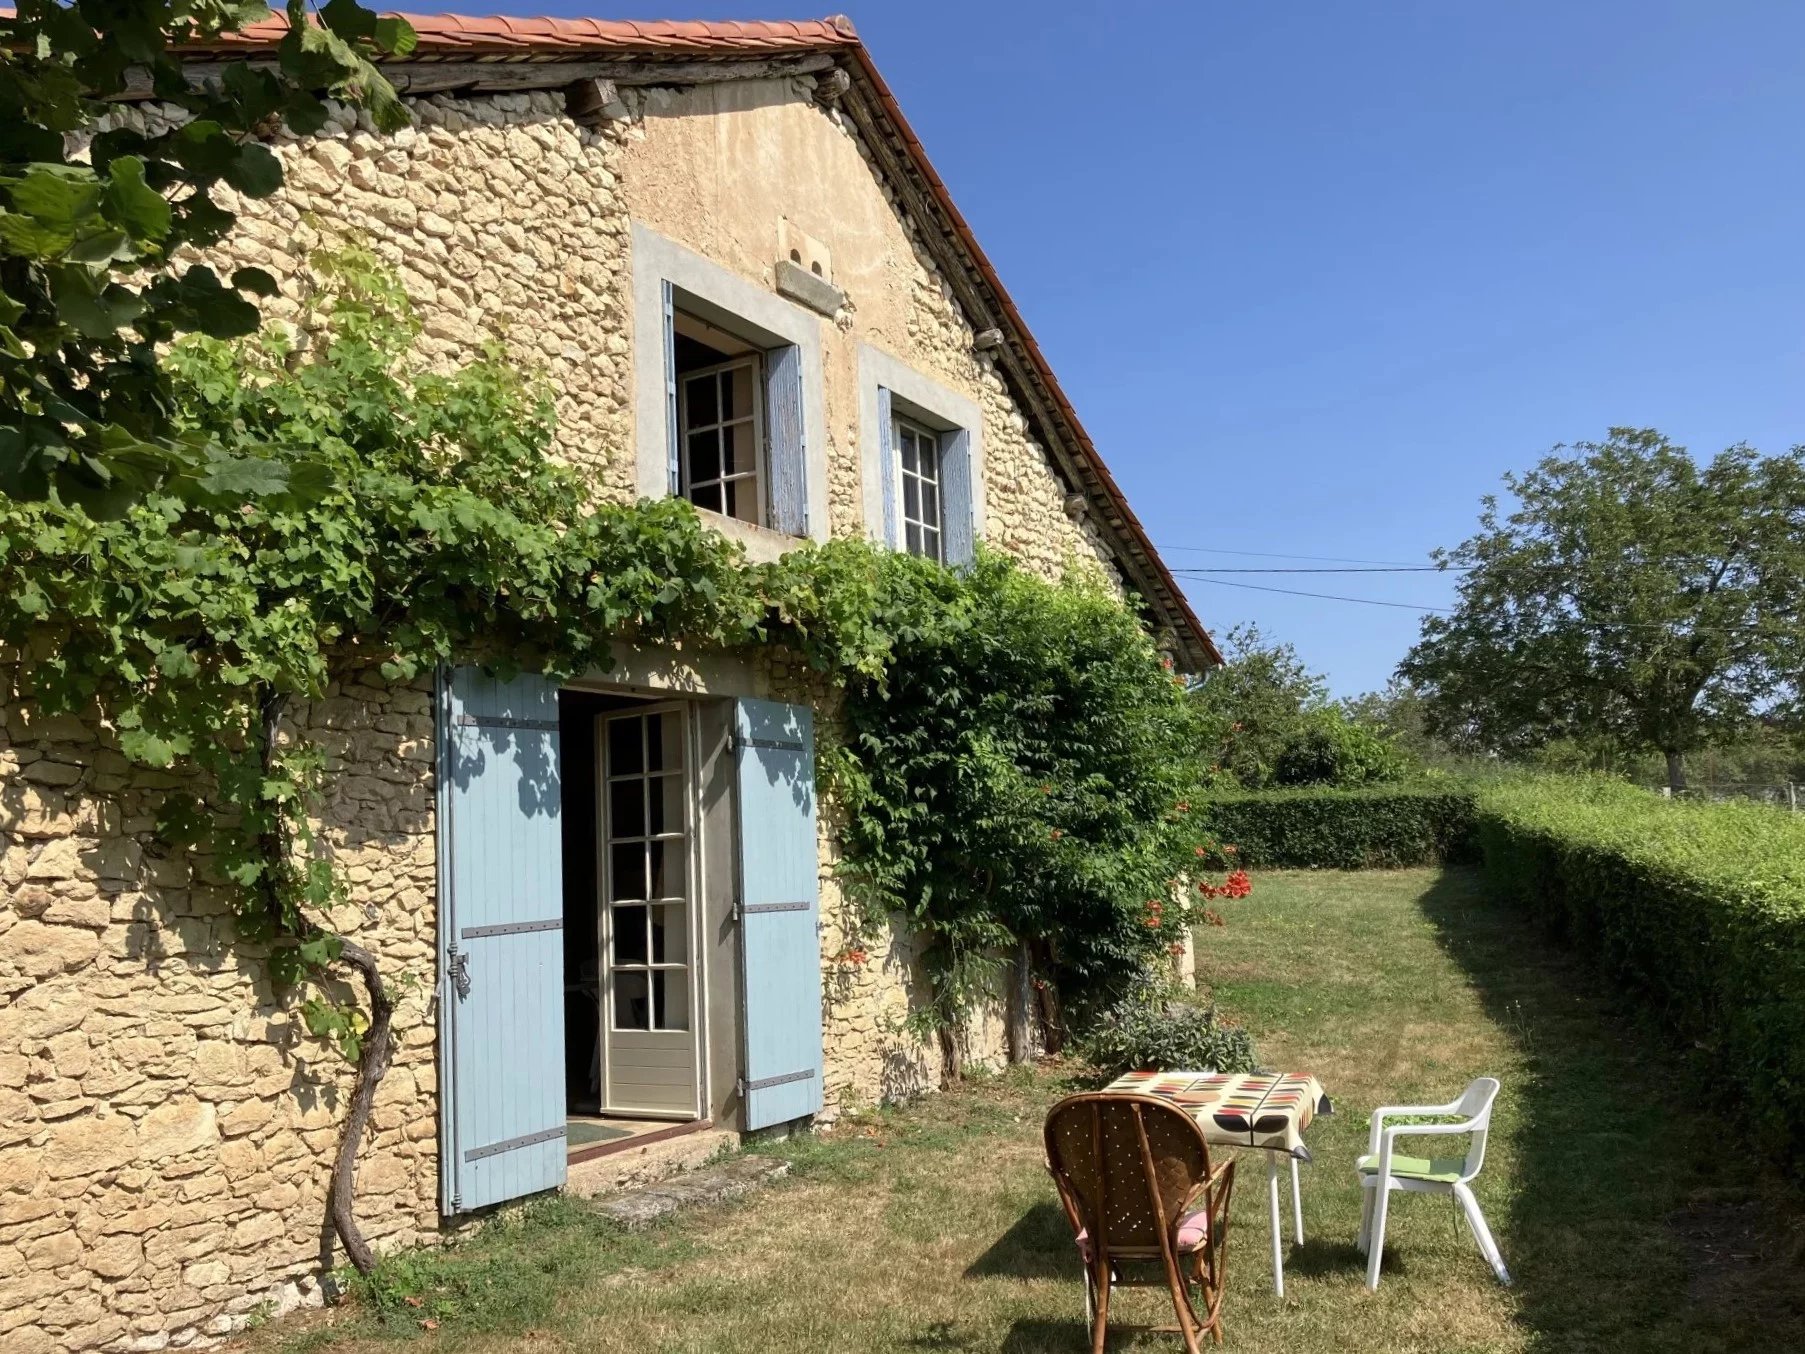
[1044,1091,1234,1352]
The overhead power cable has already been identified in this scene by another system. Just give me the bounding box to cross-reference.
[1181,576,1788,636]
[1173,566,1450,574]
[1158,544,1439,567]
[1184,576,1453,612]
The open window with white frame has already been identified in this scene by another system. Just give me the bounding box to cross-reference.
[658,281,810,538]
[878,387,975,566]
[892,412,945,562]
[673,313,766,526]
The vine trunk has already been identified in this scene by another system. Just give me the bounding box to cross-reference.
[255,689,394,1275]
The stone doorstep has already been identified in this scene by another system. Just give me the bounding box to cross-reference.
[584,1153,791,1232]
[564,1124,740,1199]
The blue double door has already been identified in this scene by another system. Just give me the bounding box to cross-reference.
[436,670,824,1214]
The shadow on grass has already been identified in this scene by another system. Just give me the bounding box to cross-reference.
[1417,867,1805,1353]
[997,1319,1088,1353]
[965,1202,1076,1280]
[1281,1235,1369,1280]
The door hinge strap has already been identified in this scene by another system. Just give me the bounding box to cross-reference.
[463,1125,567,1163]
[460,919,563,939]
[455,713,560,732]
[738,736,806,754]
[740,1068,816,1095]
[742,901,810,916]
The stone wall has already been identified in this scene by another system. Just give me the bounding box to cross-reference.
[0,670,438,1354]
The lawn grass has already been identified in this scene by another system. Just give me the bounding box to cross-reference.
[246,868,1805,1353]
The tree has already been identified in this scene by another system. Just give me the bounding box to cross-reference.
[1270,707,1410,787]
[1341,677,1463,768]
[1400,428,1805,791]
[1189,623,1328,787]
[1,0,414,513]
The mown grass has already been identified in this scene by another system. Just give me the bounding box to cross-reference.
[244,869,1805,1353]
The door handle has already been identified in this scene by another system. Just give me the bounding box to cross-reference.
[449,948,472,999]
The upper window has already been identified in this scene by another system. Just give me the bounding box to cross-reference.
[633,227,823,544]
[674,314,765,526]
[893,415,943,561]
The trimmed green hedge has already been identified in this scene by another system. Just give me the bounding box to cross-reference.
[1196,785,1479,869]
[1473,776,1805,1170]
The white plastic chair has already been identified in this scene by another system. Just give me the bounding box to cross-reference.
[1355,1077,1510,1291]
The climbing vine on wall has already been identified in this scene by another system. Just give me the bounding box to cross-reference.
[0,250,1234,1268]
[768,542,1227,1047]
[0,249,764,1269]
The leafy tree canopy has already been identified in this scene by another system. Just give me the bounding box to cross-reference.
[1190,622,1411,788]
[0,0,415,513]
[1400,428,1805,790]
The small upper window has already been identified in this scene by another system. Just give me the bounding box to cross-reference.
[894,415,942,562]
[674,313,765,526]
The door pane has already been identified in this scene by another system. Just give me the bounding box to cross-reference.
[607,718,643,775]
[609,777,646,839]
[647,712,684,772]
[609,842,646,901]
[653,970,690,1031]
[613,970,650,1031]
[647,839,686,901]
[612,904,648,965]
[648,773,684,836]
[651,901,687,964]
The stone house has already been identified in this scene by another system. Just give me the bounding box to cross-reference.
[0,12,1218,1351]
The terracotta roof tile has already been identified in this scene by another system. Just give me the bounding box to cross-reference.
[199,10,860,57]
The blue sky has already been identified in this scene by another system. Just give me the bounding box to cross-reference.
[492,0,1805,694]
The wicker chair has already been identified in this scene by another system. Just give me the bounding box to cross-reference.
[1044,1092,1236,1352]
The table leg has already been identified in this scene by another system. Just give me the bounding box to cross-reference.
[1290,1155,1304,1243]
[1268,1153,1285,1297]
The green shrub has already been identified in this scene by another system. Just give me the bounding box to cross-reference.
[1077,977,1259,1078]
[1197,785,1479,869]
[1474,775,1805,1172]
[1272,709,1412,787]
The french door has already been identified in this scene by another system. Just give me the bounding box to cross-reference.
[597,704,701,1117]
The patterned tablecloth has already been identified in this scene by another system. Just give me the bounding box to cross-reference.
[1104,1071,1332,1160]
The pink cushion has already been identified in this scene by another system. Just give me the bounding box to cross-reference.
[1075,1210,1209,1260]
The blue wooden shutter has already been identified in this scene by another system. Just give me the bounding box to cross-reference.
[733,697,824,1130]
[662,280,681,496]
[939,427,975,566]
[438,667,567,1213]
[876,386,900,549]
[766,344,808,536]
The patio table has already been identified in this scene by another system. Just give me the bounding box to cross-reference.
[1105,1070,1332,1297]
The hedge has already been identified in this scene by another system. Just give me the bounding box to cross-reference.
[1473,776,1805,1172]
[1196,785,1479,870]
